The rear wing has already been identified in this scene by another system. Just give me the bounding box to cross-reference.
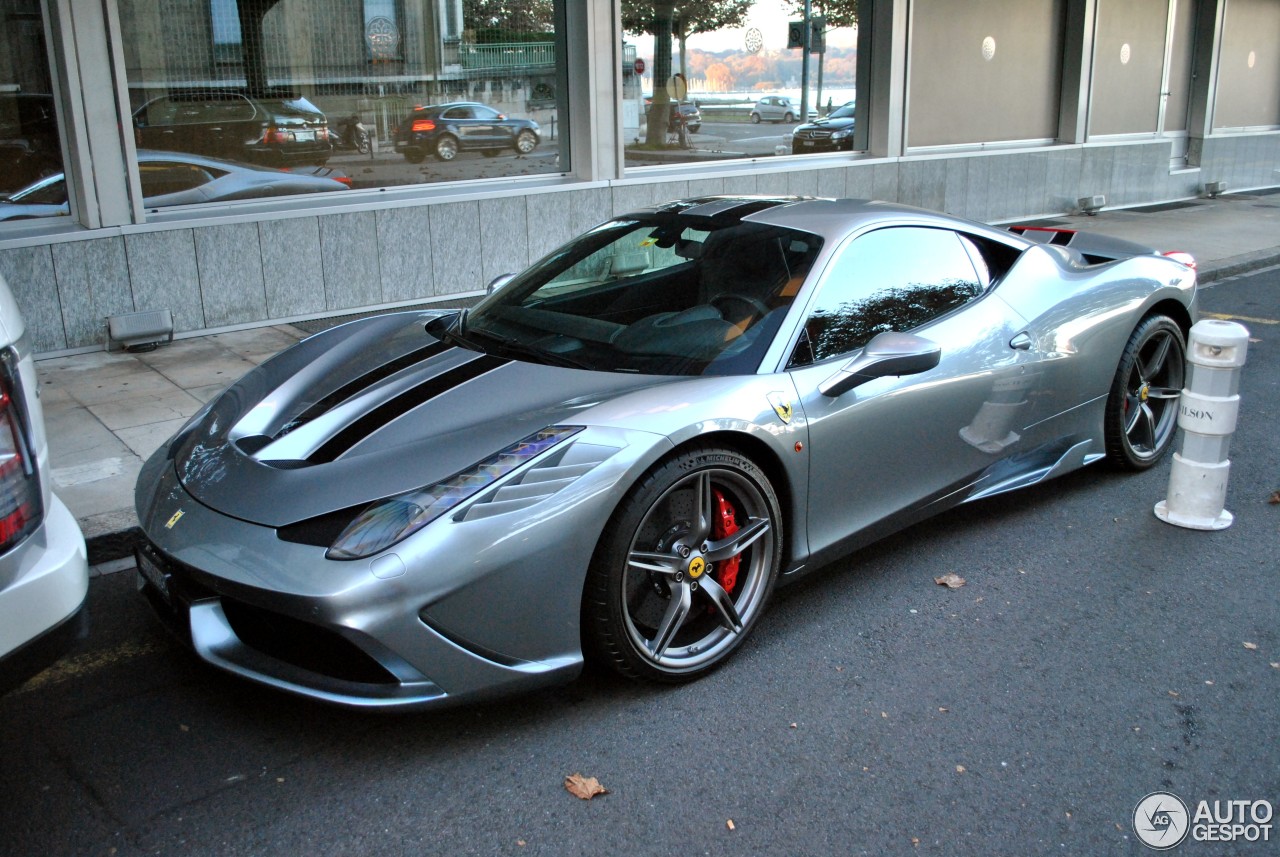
[1007,225,1196,269]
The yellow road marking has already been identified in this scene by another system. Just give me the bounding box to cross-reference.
[12,638,166,694]
[1203,311,1277,325]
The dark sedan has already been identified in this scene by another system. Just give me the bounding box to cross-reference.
[394,102,540,163]
[133,89,332,167]
[791,101,857,154]
[0,150,348,220]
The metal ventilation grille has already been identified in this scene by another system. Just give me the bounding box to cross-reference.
[460,441,618,522]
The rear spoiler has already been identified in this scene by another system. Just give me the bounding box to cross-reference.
[1008,225,1195,268]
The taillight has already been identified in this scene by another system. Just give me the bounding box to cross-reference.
[411,119,436,132]
[0,367,41,554]
[263,127,293,144]
[1162,250,1197,270]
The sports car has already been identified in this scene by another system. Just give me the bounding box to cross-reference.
[135,196,1196,709]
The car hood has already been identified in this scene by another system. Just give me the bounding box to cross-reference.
[168,311,664,527]
[794,117,856,133]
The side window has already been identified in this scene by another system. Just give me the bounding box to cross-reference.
[445,106,475,120]
[796,227,983,364]
[139,163,220,196]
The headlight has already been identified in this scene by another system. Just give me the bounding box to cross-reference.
[326,426,582,559]
[831,128,852,139]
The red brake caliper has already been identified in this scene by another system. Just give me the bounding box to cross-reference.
[711,488,741,594]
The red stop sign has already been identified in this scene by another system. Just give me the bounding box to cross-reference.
[634,58,646,75]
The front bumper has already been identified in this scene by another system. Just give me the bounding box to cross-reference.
[135,426,667,710]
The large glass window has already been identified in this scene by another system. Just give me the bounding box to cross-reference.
[621,1,861,169]
[114,0,567,210]
[0,0,66,217]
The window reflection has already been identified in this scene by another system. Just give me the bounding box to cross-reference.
[0,0,65,207]
[116,0,565,209]
[797,228,983,364]
[622,1,860,168]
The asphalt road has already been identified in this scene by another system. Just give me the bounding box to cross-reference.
[3,267,1277,857]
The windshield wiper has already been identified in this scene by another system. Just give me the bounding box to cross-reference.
[465,325,591,369]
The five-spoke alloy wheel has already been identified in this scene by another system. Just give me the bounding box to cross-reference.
[1104,314,1186,470]
[583,447,782,682]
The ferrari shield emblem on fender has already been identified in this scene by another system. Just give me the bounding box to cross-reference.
[767,392,794,425]
[165,509,184,529]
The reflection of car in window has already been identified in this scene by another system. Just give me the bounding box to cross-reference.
[791,101,857,154]
[394,101,541,163]
[0,92,62,196]
[132,89,332,167]
[0,150,348,220]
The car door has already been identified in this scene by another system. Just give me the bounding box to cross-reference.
[443,105,482,148]
[787,225,1034,558]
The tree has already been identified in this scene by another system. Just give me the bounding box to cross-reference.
[462,0,554,32]
[782,0,858,30]
[622,0,753,79]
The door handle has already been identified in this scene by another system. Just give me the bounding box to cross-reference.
[1009,332,1033,350]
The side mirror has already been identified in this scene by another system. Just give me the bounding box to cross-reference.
[819,331,941,398]
[486,272,516,294]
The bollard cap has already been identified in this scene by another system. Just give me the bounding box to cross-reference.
[1188,319,1249,368]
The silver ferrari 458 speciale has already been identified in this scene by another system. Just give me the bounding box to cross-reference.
[135,196,1196,709]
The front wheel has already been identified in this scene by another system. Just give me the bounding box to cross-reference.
[1104,314,1186,470]
[434,134,459,161]
[355,129,371,155]
[582,446,783,682]
[783,112,794,123]
[750,112,761,124]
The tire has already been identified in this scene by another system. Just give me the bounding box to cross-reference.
[687,124,700,134]
[434,134,459,161]
[582,446,783,682]
[1103,314,1186,470]
[783,112,794,123]
[514,129,538,155]
[750,112,761,124]
[356,129,371,155]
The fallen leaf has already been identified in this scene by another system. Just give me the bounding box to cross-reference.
[564,773,608,800]
[1268,491,1280,504]
[1168,691,1179,698]
[911,837,920,847]
[938,707,949,713]
[956,765,966,773]
[1244,642,1258,650]
[726,820,736,831]
[1271,662,1279,669]
[934,573,966,589]
[790,722,797,728]
[180,724,189,732]
[516,840,526,847]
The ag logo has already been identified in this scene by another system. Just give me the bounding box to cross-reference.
[165,509,185,530]
[767,392,794,425]
[1134,791,1190,850]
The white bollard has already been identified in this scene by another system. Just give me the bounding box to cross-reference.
[1154,319,1250,530]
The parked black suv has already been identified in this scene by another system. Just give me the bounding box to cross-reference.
[133,89,332,167]
[395,102,540,163]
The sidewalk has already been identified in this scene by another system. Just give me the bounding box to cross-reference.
[36,191,1280,566]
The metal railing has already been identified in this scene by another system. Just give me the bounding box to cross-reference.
[459,42,555,71]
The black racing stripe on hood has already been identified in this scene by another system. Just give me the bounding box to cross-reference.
[275,340,451,440]
[308,353,509,463]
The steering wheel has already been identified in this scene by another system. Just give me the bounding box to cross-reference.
[710,293,770,324]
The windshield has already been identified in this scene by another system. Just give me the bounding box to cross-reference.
[462,214,823,376]
[829,104,856,119]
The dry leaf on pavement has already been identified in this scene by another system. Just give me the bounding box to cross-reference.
[935,573,966,589]
[1267,491,1280,504]
[564,773,609,800]
[1243,642,1258,650]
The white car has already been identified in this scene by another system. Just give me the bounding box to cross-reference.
[750,95,817,124]
[0,271,89,693]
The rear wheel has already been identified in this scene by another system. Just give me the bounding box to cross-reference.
[1104,314,1186,470]
[582,446,782,682]
[514,129,538,155]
